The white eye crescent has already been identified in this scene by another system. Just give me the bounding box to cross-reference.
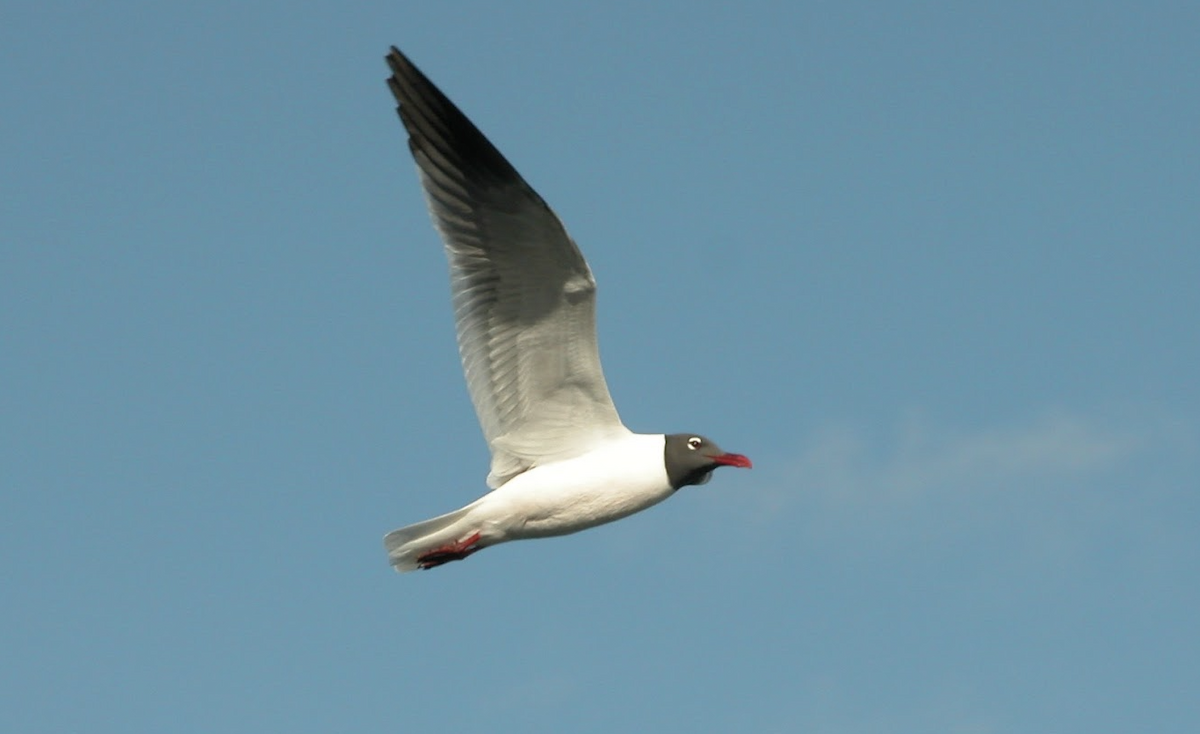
[687,436,702,450]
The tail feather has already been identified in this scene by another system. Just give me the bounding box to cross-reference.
[383,503,477,572]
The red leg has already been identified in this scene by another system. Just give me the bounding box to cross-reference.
[416,531,482,569]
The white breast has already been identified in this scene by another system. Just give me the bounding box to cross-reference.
[472,432,672,541]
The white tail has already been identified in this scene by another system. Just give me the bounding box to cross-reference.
[383,503,478,572]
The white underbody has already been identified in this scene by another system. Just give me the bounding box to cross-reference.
[474,432,672,541]
[384,432,673,570]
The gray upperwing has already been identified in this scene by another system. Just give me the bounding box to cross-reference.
[385,48,628,487]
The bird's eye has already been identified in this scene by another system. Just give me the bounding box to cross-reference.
[687,437,702,450]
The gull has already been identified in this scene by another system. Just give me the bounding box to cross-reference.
[382,47,751,572]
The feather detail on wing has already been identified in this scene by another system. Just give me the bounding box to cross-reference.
[386,48,628,487]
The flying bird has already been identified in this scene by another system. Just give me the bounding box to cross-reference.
[382,47,751,571]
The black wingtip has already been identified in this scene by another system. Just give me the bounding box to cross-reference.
[383,45,526,188]
[384,46,409,77]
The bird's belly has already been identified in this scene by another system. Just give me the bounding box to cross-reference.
[483,454,673,540]
[518,483,673,538]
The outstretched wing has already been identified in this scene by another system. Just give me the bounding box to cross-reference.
[385,48,628,488]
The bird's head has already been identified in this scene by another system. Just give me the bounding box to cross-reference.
[664,433,752,489]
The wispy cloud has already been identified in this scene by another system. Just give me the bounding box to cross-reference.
[787,409,1141,504]
[747,407,1189,547]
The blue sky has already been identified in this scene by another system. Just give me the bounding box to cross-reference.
[3,2,1197,732]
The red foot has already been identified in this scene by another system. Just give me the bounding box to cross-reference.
[416,532,482,569]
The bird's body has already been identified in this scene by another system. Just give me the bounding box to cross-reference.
[381,47,750,572]
[385,432,674,571]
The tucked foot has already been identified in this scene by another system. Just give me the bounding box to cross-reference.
[416,532,482,569]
